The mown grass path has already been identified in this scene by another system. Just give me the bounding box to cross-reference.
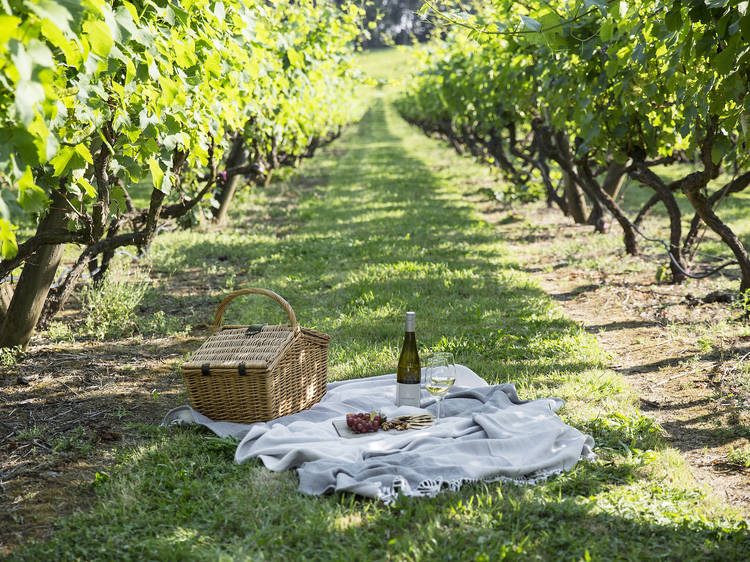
[12,58,750,560]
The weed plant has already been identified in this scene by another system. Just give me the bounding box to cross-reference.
[78,264,149,340]
[727,446,750,468]
[73,261,191,340]
[0,345,24,367]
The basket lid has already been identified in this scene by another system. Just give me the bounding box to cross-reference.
[183,325,296,370]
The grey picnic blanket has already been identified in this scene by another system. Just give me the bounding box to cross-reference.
[162,365,595,503]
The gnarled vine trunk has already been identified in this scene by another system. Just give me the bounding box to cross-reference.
[629,163,687,283]
[213,136,248,225]
[683,187,750,292]
[553,131,589,225]
[563,170,588,224]
[0,189,69,348]
[578,160,637,253]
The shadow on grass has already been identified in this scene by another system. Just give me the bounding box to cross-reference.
[586,319,667,332]
[547,284,603,301]
[12,424,749,560]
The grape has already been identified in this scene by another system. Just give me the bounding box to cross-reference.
[345,411,386,434]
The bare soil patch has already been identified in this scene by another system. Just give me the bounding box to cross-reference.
[0,336,204,556]
[488,201,750,514]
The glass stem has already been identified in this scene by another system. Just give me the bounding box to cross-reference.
[436,397,441,424]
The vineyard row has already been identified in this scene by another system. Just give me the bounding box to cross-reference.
[0,0,363,348]
[397,0,750,293]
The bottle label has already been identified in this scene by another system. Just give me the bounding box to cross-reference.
[396,382,420,407]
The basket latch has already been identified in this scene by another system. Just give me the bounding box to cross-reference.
[201,363,210,376]
[245,324,266,336]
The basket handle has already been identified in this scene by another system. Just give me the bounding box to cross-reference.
[213,288,298,332]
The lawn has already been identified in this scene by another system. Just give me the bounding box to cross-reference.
[7,49,750,560]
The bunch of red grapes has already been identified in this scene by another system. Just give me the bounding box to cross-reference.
[346,412,385,434]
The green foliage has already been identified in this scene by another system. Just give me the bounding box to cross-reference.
[340,0,433,47]
[726,445,750,468]
[135,309,188,338]
[734,288,750,316]
[0,0,365,343]
[397,0,750,226]
[45,320,74,342]
[52,426,95,456]
[583,412,663,455]
[15,424,44,441]
[0,0,362,261]
[0,344,24,366]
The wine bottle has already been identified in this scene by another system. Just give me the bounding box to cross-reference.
[396,311,421,407]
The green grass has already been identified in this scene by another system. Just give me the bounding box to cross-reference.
[13,50,750,560]
[356,47,417,82]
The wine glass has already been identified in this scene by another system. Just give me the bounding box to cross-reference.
[424,352,456,424]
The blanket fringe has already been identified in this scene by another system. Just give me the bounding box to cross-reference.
[377,466,577,506]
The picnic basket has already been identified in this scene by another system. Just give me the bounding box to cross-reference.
[181,288,330,423]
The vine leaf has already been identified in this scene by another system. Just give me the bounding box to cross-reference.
[26,0,73,36]
[287,48,303,67]
[0,15,21,43]
[741,14,750,40]
[665,6,682,32]
[584,0,609,16]
[17,166,49,213]
[83,19,113,58]
[15,81,45,127]
[0,219,18,260]
[713,44,736,74]
[148,158,167,194]
[76,177,97,199]
[711,134,732,165]
[520,15,541,32]
[50,145,91,177]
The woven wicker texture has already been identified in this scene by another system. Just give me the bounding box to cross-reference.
[181,288,330,423]
[184,326,296,370]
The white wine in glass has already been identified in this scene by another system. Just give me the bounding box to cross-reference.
[425,352,456,424]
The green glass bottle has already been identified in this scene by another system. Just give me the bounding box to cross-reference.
[396,311,421,407]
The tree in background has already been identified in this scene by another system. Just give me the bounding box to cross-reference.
[340,0,434,47]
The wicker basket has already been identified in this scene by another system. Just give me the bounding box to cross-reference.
[181,288,330,423]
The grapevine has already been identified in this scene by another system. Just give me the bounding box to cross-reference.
[399,0,750,292]
[0,0,363,346]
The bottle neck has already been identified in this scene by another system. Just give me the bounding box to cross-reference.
[404,312,415,332]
